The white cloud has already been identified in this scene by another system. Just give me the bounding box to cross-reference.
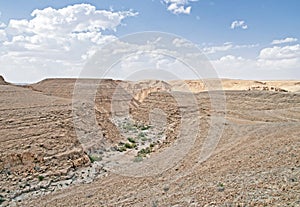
[172,38,194,48]
[230,20,248,30]
[5,4,137,36]
[271,37,298,45]
[0,22,6,29]
[163,0,198,14]
[167,3,191,14]
[0,30,7,41]
[257,44,300,70]
[212,44,300,79]
[259,44,300,60]
[203,43,233,54]
[202,42,258,54]
[0,4,137,83]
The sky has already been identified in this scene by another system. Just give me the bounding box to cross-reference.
[0,0,299,83]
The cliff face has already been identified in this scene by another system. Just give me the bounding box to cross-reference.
[0,76,8,85]
[0,84,91,202]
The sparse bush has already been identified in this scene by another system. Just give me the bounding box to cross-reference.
[88,154,102,163]
[137,147,152,157]
[38,175,44,182]
[141,125,151,130]
[0,197,5,205]
[117,146,127,152]
[127,137,136,143]
[0,195,5,205]
[217,182,225,192]
[124,143,131,148]
[125,142,136,149]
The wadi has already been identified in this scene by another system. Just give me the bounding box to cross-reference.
[0,75,299,206]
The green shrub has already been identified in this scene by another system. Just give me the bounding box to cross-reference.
[88,154,102,163]
[38,175,44,181]
[141,125,151,130]
[117,146,127,152]
[127,137,136,143]
[217,182,225,192]
[0,195,4,205]
[125,143,136,149]
[137,147,151,157]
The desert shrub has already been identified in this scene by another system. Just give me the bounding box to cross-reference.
[217,182,225,192]
[125,143,136,149]
[127,137,136,143]
[38,175,44,181]
[141,125,151,130]
[137,147,151,157]
[88,154,102,163]
[117,146,127,152]
[0,195,4,205]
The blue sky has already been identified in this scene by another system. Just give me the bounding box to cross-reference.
[0,0,299,82]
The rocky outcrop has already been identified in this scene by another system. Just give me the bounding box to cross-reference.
[0,76,8,85]
[0,84,90,203]
[248,85,288,92]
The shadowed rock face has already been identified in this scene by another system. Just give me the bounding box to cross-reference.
[0,76,8,85]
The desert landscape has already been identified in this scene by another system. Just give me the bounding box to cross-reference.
[1,1,299,206]
[0,75,299,206]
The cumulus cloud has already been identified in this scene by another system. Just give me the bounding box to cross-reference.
[271,37,298,45]
[212,44,300,79]
[257,44,300,70]
[0,4,138,83]
[230,20,248,30]
[163,0,198,14]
